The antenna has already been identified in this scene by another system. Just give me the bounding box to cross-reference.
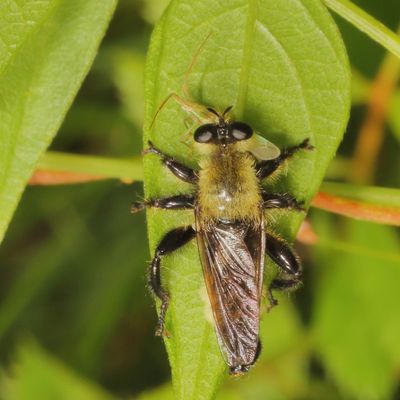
[150,31,214,130]
[223,105,233,116]
[182,31,214,98]
[207,107,220,118]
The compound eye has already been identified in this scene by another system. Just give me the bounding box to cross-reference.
[231,121,253,140]
[194,124,215,143]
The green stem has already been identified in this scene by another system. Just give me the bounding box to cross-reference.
[37,151,143,182]
[38,152,400,204]
[324,0,400,59]
[320,182,400,208]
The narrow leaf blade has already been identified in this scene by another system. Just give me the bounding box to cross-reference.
[0,0,117,243]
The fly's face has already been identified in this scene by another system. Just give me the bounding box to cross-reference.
[193,106,253,148]
[193,106,282,163]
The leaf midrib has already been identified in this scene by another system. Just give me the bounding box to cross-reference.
[192,322,212,399]
[235,0,258,119]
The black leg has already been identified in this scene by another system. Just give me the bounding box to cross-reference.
[150,226,196,336]
[256,138,313,180]
[264,232,302,309]
[131,194,195,213]
[262,192,304,211]
[144,141,198,184]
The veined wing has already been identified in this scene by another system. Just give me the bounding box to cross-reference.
[196,217,265,371]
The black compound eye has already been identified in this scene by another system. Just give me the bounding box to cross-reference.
[194,124,215,143]
[230,121,253,140]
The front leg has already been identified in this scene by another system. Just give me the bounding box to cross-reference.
[131,194,195,213]
[257,138,313,180]
[150,226,196,336]
[264,232,302,309]
[262,192,304,211]
[144,141,197,184]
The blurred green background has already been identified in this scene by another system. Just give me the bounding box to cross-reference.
[0,0,399,399]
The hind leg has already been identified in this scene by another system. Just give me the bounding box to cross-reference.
[264,232,302,309]
[149,226,196,336]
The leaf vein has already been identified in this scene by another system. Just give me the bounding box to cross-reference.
[256,20,315,144]
[297,0,343,63]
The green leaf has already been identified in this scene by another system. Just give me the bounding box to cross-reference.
[323,0,400,59]
[110,48,146,127]
[0,0,117,243]
[312,216,400,399]
[141,0,171,25]
[0,340,115,400]
[143,0,350,398]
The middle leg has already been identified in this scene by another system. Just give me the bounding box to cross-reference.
[131,194,195,213]
[149,225,196,336]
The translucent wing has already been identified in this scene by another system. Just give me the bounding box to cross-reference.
[249,134,281,161]
[195,218,265,371]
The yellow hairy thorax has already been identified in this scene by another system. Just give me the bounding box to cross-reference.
[197,146,262,222]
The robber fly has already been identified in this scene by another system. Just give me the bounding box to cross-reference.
[132,102,313,374]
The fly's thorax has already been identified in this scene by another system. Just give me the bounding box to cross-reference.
[197,146,262,221]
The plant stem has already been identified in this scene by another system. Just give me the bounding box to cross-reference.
[324,0,400,59]
[351,36,400,184]
[33,151,143,184]
[32,152,400,225]
[312,191,400,226]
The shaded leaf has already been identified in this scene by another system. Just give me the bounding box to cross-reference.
[0,340,115,400]
[0,0,117,243]
[312,216,400,399]
[110,48,146,128]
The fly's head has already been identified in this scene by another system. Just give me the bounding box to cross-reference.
[193,106,253,149]
[193,106,281,161]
